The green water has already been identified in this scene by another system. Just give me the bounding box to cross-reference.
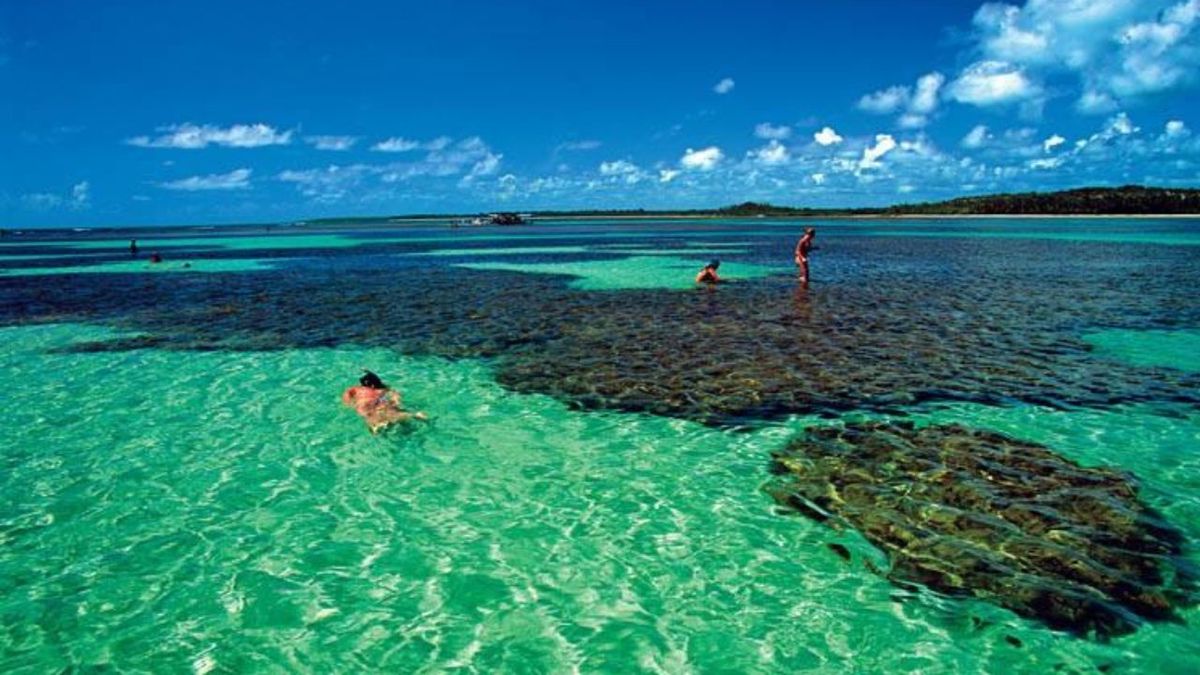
[1083,329,1200,373]
[2,323,1198,672]
[457,256,787,291]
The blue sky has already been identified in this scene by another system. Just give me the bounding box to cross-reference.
[2,0,1199,227]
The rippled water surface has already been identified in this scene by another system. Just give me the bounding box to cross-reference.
[1,218,1199,672]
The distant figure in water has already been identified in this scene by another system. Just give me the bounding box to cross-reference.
[695,259,721,284]
[342,370,427,434]
[149,251,163,264]
[130,239,139,256]
[795,227,816,284]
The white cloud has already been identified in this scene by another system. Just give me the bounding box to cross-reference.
[304,135,358,151]
[713,77,735,94]
[968,0,1200,111]
[659,169,680,183]
[1165,119,1190,137]
[961,124,992,148]
[372,137,421,152]
[754,122,792,140]
[858,71,944,127]
[1109,111,1138,135]
[859,134,897,170]
[810,172,827,185]
[751,140,789,166]
[598,160,644,183]
[1029,157,1064,170]
[21,181,90,210]
[71,180,89,207]
[858,85,909,114]
[1076,89,1120,114]
[278,164,371,202]
[1043,134,1066,152]
[557,140,602,152]
[127,123,291,149]
[911,72,946,114]
[948,60,1041,106]
[680,146,723,170]
[813,126,844,146]
[160,168,252,191]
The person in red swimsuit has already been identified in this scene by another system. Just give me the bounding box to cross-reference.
[342,370,427,434]
[794,227,816,284]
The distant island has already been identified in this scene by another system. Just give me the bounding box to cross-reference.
[302,186,1200,227]
[531,186,1200,218]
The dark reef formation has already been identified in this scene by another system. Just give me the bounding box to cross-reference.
[2,235,1198,426]
[766,422,1196,637]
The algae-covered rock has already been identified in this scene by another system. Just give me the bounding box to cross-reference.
[766,422,1196,637]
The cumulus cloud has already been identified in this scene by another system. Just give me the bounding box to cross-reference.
[371,137,421,152]
[659,169,680,183]
[276,137,503,200]
[859,134,898,170]
[910,72,946,114]
[1165,119,1190,137]
[305,135,358,151]
[713,77,735,94]
[754,122,792,140]
[160,168,252,191]
[680,146,723,170]
[948,60,1041,106]
[813,126,844,146]
[1043,134,1066,152]
[750,140,790,166]
[859,72,945,127]
[598,160,644,183]
[968,0,1200,112]
[128,123,291,149]
[961,124,992,148]
[810,172,827,185]
[858,86,909,114]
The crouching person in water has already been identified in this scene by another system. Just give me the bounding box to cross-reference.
[695,259,721,284]
[342,370,428,434]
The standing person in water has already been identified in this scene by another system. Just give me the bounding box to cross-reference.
[129,239,139,256]
[342,370,427,434]
[695,260,721,284]
[794,227,816,284]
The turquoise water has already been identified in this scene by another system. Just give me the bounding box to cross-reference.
[1083,329,1200,373]
[457,256,785,290]
[3,323,1198,672]
[2,218,1199,671]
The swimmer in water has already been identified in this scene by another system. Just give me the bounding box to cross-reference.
[342,370,428,434]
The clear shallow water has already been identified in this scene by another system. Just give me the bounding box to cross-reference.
[1,217,1199,671]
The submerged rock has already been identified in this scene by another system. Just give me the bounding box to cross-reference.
[766,422,1195,637]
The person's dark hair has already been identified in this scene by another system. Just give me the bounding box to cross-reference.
[360,370,386,389]
[707,259,720,270]
[804,227,816,235]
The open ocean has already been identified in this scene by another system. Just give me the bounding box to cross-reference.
[1,217,1199,672]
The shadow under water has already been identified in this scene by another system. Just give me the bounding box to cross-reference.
[766,421,1197,638]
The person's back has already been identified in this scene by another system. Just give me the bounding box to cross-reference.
[342,370,427,433]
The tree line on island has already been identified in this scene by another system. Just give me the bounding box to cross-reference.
[529,186,1200,218]
[284,185,1200,228]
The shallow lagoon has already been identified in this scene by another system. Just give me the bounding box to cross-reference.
[1,218,1198,671]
